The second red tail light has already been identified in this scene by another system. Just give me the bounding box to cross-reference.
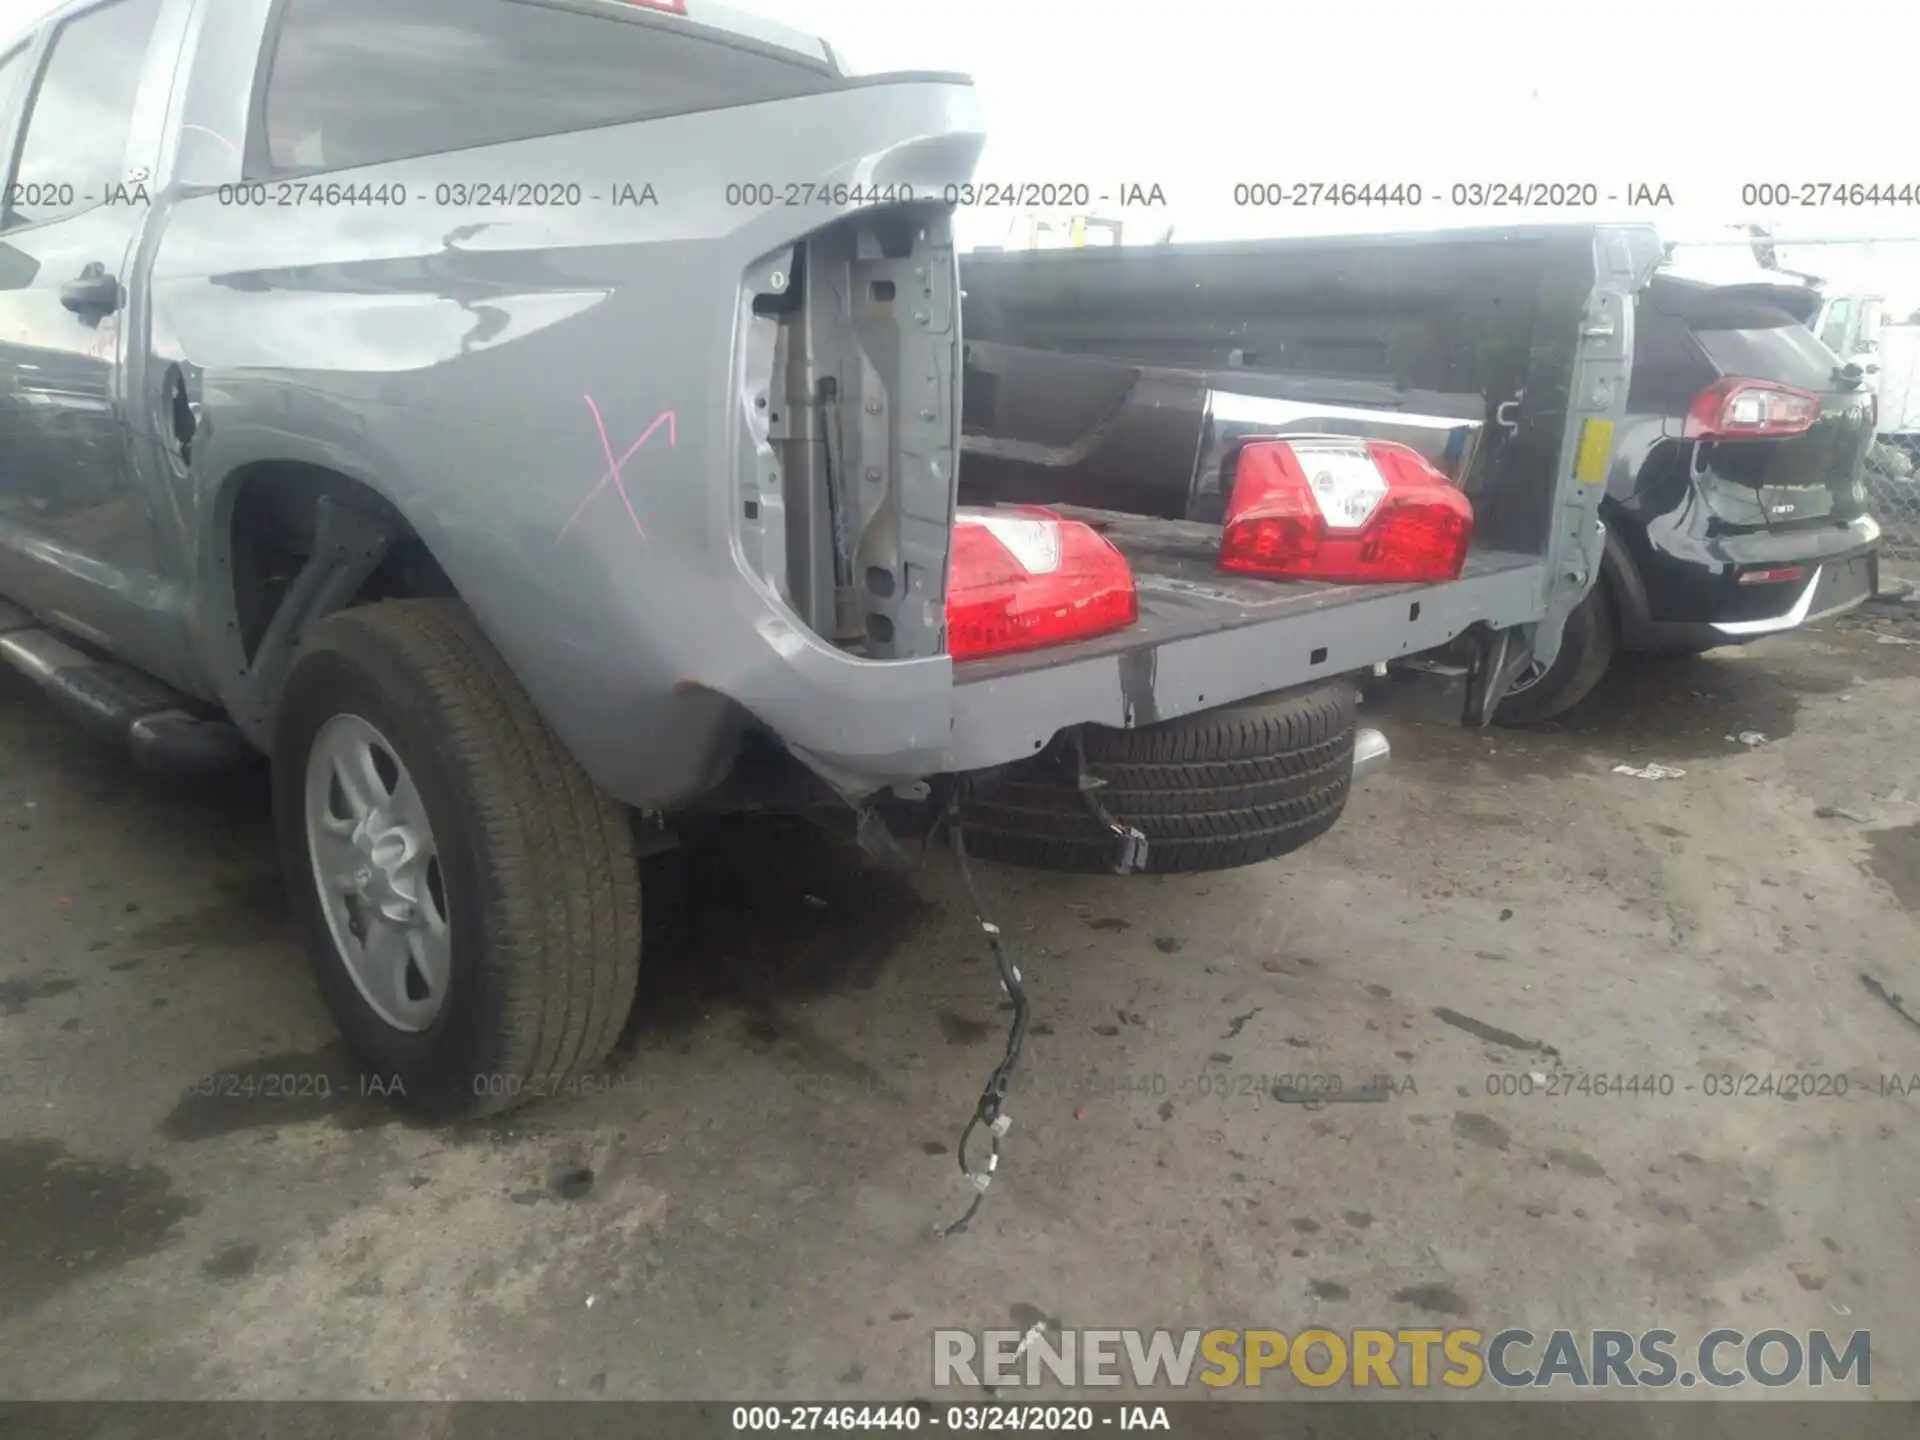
[1218,436,1474,584]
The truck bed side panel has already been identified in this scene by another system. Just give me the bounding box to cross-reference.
[151,54,984,806]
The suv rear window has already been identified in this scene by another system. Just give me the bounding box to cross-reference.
[257,0,837,175]
[1647,276,1842,392]
[1692,320,1839,393]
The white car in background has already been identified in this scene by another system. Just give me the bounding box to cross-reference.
[1821,297,1920,444]
[1814,294,1920,551]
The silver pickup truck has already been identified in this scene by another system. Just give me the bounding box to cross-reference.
[0,0,1659,1114]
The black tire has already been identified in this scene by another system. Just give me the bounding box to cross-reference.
[272,599,641,1119]
[1494,579,1618,725]
[960,680,1357,875]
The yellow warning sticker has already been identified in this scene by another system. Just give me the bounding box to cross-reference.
[1574,419,1614,484]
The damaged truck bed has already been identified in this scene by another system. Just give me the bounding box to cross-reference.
[947,507,1541,769]
[947,223,1668,769]
[0,0,1666,1112]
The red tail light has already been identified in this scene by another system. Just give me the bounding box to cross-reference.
[947,507,1138,660]
[1218,437,1474,584]
[1684,377,1820,439]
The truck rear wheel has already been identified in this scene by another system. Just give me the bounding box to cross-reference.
[960,680,1357,875]
[272,599,641,1118]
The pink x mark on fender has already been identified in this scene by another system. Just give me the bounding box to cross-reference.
[558,396,677,542]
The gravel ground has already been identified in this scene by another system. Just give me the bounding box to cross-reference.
[1,591,1917,1403]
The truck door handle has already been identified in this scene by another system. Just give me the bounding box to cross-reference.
[60,261,122,317]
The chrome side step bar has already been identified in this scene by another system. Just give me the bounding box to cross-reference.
[0,601,253,774]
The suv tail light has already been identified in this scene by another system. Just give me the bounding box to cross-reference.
[947,507,1138,660]
[1684,377,1820,439]
[1218,437,1474,584]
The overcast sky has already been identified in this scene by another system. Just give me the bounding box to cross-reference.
[785,0,1920,305]
[3,0,1917,304]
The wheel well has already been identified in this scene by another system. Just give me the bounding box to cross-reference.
[227,463,455,664]
[1588,555,1622,627]
[1595,520,1647,643]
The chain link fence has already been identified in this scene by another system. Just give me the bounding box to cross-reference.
[1870,442,1920,561]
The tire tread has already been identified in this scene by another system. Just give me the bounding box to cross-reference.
[287,601,640,1116]
[962,680,1358,875]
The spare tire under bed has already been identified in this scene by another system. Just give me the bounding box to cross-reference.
[959,678,1359,875]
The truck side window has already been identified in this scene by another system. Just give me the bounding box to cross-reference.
[1858,299,1883,352]
[259,0,838,176]
[4,0,162,230]
[1817,300,1853,356]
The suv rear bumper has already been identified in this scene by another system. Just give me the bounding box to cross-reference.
[1709,550,1877,637]
[1609,513,1880,649]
